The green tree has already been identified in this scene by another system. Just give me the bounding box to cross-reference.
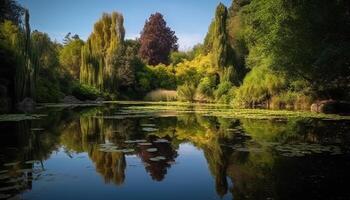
[59,34,84,79]
[211,3,229,70]
[80,12,125,93]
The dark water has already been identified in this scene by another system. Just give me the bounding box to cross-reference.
[1,103,350,200]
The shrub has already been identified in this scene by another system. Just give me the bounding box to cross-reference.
[144,89,177,101]
[72,84,99,100]
[177,84,196,102]
[36,72,64,103]
[197,76,217,98]
[150,64,177,89]
[214,81,232,102]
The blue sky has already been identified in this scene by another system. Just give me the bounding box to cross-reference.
[18,0,231,51]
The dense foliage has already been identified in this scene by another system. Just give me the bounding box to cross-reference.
[0,0,349,113]
[139,13,178,66]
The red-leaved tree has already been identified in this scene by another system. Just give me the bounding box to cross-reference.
[139,13,178,66]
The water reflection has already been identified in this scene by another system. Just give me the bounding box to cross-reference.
[1,104,350,199]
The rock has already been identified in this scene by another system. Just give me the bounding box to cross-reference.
[311,100,350,114]
[17,98,35,112]
[62,95,82,104]
[95,97,105,102]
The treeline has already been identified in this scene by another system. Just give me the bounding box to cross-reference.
[177,0,350,109]
[0,0,349,113]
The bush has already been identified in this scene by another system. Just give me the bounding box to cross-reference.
[177,84,196,102]
[72,84,99,100]
[270,91,312,110]
[151,64,177,89]
[36,71,64,103]
[197,76,217,98]
[144,89,177,101]
[214,81,232,102]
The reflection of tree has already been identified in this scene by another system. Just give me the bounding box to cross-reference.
[0,109,72,199]
[175,114,239,197]
[90,147,126,185]
[138,138,178,181]
[60,112,180,184]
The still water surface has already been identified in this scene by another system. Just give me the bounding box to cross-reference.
[1,102,350,200]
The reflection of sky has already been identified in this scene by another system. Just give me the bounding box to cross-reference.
[22,144,232,200]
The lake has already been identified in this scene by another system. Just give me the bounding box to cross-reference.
[1,102,350,200]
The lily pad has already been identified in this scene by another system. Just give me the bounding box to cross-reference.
[154,139,170,143]
[138,143,152,146]
[124,140,137,144]
[3,162,19,167]
[25,160,40,164]
[135,139,147,143]
[149,157,160,162]
[142,127,159,132]
[146,148,158,153]
[122,149,135,153]
[141,124,156,127]
[31,128,44,131]
[154,156,166,160]
[0,114,46,122]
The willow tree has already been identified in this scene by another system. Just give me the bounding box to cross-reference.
[11,9,39,102]
[80,12,125,93]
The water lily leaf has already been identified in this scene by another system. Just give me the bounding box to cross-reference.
[122,149,135,153]
[25,160,40,164]
[149,157,160,162]
[124,140,137,144]
[141,124,156,127]
[146,148,158,152]
[4,162,19,167]
[135,139,147,143]
[154,139,169,143]
[142,128,159,132]
[31,128,44,131]
[138,143,152,146]
[154,156,166,160]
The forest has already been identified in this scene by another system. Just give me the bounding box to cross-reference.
[0,0,349,113]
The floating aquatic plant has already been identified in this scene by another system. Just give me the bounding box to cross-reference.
[154,139,170,143]
[142,127,159,132]
[146,148,158,152]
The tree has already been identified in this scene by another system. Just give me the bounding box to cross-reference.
[211,3,229,70]
[31,31,63,102]
[59,34,84,79]
[139,13,178,66]
[242,0,350,99]
[80,12,125,93]
[0,0,24,25]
